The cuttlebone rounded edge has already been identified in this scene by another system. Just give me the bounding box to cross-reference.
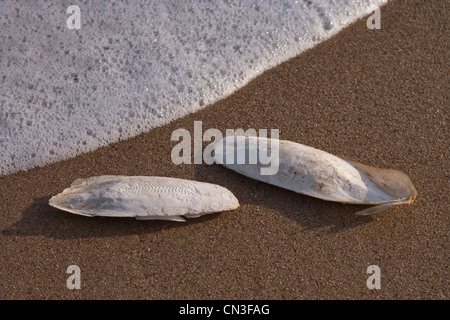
[48,195,94,217]
[340,156,417,204]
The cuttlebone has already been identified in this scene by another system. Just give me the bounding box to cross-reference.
[49,176,240,221]
[213,136,417,215]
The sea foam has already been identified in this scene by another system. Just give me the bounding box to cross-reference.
[0,0,387,176]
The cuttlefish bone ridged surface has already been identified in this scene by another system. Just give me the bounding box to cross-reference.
[49,176,240,222]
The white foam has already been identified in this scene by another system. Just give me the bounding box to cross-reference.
[0,0,387,176]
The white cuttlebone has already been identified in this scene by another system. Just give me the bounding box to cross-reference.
[49,176,240,221]
[213,136,417,215]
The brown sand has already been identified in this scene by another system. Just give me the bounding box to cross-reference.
[0,0,448,299]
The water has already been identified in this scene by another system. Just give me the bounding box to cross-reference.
[0,0,387,176]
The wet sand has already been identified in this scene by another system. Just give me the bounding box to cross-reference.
[0,0,448,299]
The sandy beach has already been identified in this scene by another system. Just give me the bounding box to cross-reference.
[0,0,448,299]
